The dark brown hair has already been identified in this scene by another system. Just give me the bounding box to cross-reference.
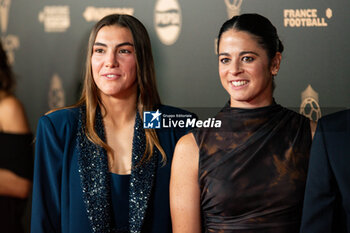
[217,13,284,61]
[0,41,15,97]
[75,14,166,163]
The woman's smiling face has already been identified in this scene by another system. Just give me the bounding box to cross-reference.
[218,29,280,108]
[91,25,137,100]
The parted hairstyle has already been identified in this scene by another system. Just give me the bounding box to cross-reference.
[75,14,166,164]
[0,41,15,99]
[217,13,284,62]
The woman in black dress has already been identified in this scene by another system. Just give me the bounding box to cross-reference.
[170,13,315,233]
[0,41,33,233]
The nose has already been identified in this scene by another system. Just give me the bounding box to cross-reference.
[229,60,243,76]
[105,51,118,68]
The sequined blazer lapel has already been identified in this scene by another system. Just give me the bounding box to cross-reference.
[76,107,158,233]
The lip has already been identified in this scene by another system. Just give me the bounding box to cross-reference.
[101,72,122,80]
[228,79,249,89]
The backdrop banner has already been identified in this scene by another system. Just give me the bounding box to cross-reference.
[1,0,349,130]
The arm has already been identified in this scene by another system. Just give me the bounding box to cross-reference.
[31,116,63,233]
[0,168,32,198]
[170,133,201,233]
[0,96,32,198]
[300,120,335,233]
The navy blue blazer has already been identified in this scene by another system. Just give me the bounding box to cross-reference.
[31,105,193,233]
[300,109,350,233]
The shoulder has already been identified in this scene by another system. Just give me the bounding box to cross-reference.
[45,107,80,122]
[282,106,310,121]
[277,105,311,128]
[173,133,199,165]
[280,106,314,137]
[177,133,198,150]
[0,95,25,117]
[319,109,350,125]
[316,109,350,133]
[38,107,80,134]
[0,95,30,133]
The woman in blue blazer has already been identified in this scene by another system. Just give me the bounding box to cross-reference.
[300,109,350,233]
[31,14,193,233]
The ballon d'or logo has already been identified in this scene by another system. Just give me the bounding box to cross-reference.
[154,0,182,46]
[224,0,243,19]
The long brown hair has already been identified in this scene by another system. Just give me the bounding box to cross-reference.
[0,41,15,99]
[74,14,166,164]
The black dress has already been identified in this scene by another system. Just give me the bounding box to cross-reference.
[0,132,33,233]
[193,102,311,233]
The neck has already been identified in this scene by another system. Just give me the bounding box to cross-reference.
[230,96,273,109]
[100,89,138,126]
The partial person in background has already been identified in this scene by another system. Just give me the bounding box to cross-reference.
[31,14,193,233]
[170,13,315,233]
[0,41,33,233]
[300,109,350,233]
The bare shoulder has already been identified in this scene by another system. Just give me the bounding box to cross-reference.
[0,95,30,133]
[310,120,317,139]
[174,133,199,162]
[176,133,198,149]
[172,133,199,179]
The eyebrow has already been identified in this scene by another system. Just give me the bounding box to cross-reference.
[218,51,260,57]
[93,42,134,48]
